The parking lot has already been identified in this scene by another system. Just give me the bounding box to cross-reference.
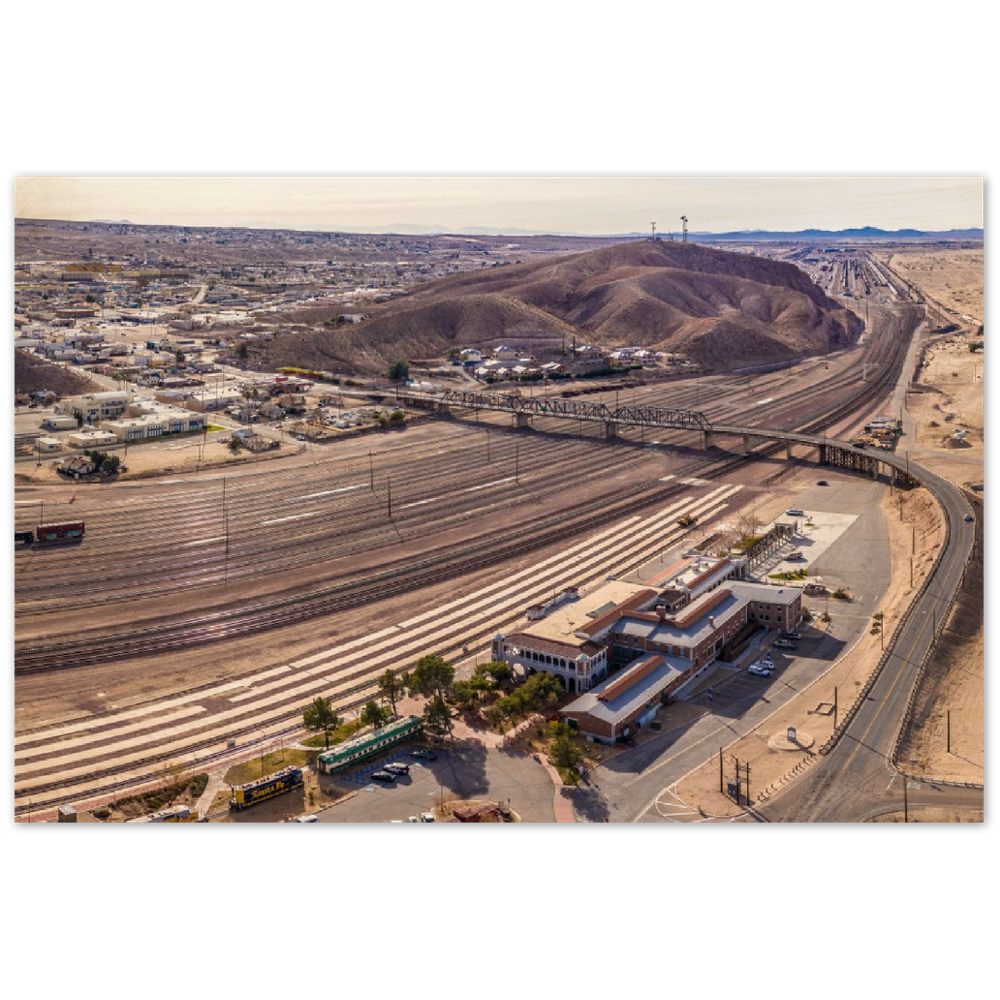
[311,742,557,823]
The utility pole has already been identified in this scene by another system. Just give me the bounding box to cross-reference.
[833,686,838,730]
[387,477,392,519]
[515,439,519,484]
[223,476,229,587]
[947,710,951,754]
[903,773,908,823]
[368,450,373,491]
[719,746,724,794]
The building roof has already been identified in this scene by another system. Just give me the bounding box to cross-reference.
[617,589,744,646]
[575,588,659,639]
[644,556,734,595]
[563,653,686,727]
[520,580,651,644]
[504,632,604,660]
[729,581,802,607]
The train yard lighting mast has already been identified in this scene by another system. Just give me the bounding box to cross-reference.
[651,222,656,240]
[681,215,688,242]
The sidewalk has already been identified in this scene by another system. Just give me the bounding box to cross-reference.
[195,769,229,819]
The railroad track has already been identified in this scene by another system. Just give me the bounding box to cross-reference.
[15,452,751,671]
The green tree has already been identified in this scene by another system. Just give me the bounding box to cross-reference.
[479,660,513,686]
[468,671,496,698]
[376,668,402,718]
[548,727,584,774]
[101,455,121,474]
[406,655,455,702]
[302,696,341,749]
[422,694,454,741]
[388,359,410,381]
[521,671,564,712]
[360,699,388,730]
[487,699,513,733]
[228,437,242,453]
[448,679,480,713]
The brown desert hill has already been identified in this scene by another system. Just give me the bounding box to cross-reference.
[255,240,862,373]
[15,349,103,397]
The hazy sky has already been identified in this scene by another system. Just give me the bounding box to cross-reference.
[15,176,982,235]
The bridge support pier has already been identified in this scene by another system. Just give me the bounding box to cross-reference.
[605,421,618,439]
[785,442,793,461]
[701,430,713,450]
[514,412,531,430]
[742,434,752,456]
[818,444,828,465]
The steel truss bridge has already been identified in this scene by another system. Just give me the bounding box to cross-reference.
[392,389,927,487]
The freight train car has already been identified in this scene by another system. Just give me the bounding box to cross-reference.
[15,530,34,545]
[229,765,303,812]
[36,522,85,543]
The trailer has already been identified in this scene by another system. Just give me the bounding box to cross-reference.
[125,804,199,823]
[35,522,85,543]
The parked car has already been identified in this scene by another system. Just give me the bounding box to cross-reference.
[780,632,801,640]
[407,815,420,823]
[773,639,797,650]
[785,508,805,517]
[817,480,829,486]
[411,749,437,760]
[964,513,975,522]
[748,665,773,677]
[370,770,396,784]
[385,762,410,776]
[293,814,319,823]
[420,812,435,823]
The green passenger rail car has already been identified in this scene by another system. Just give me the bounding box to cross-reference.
[317,715,422,774]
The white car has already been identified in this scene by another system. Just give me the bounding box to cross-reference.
[748,665,772,677]
[293,814,319,823]
[420,812,435,823]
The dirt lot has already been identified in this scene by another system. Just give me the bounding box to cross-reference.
[875,247,983,326]
[907,329,983,488]
[14,433,295,487]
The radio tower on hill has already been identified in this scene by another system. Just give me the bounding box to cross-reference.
[651,222,657,240]
[681,215,689,242]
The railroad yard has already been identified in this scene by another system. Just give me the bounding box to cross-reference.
[13,239,983,825]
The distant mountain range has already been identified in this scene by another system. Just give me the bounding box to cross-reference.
[69,219,981,241]
[297,224,983,240]
[689,226,983,241]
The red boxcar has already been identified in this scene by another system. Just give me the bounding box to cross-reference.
[36,522,85,543]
